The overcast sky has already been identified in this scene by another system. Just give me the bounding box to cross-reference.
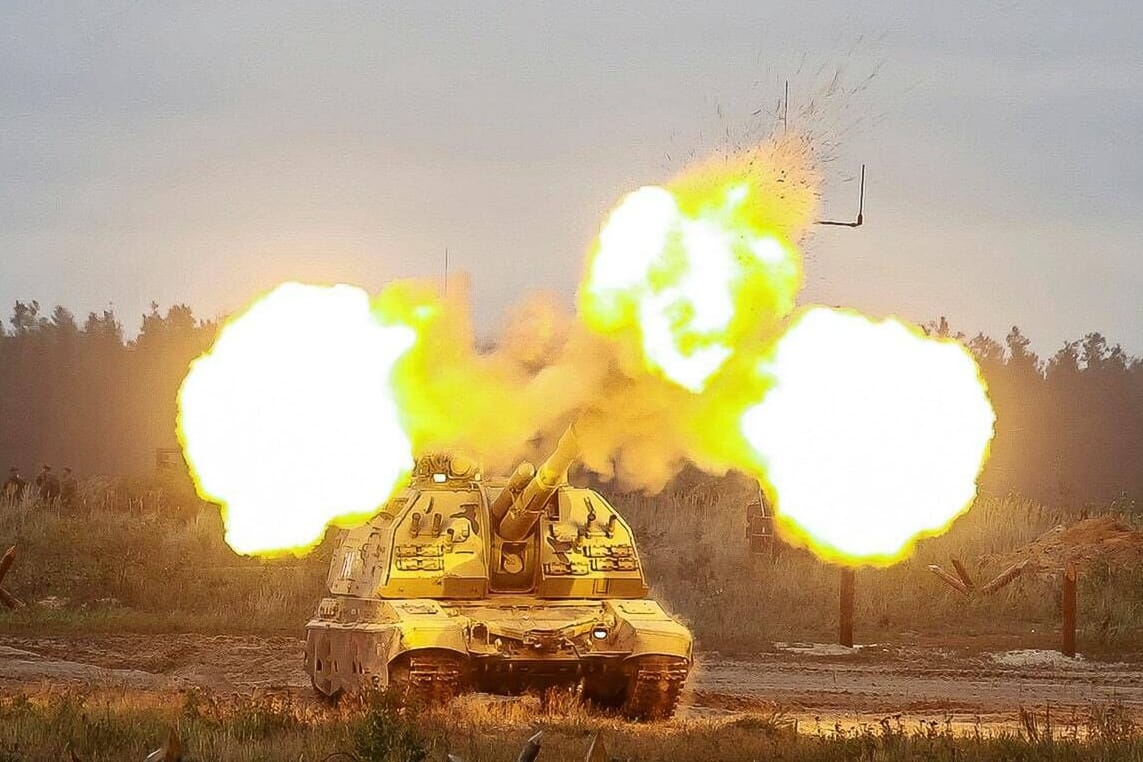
[2,1,1140,356]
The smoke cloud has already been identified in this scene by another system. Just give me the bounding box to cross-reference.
[381,134,822,492]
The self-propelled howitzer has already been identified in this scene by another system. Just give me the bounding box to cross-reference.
[304,426,693,719]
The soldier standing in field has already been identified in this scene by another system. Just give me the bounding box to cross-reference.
[3,467,25,502]
[60,467,78,508]
[34,465,49,499]
[35,465,61,503]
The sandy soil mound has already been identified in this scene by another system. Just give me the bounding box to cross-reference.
[993,516,1143,575]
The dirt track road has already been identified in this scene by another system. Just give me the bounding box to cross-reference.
[2,634,1141,730]
[691,645,1143,724]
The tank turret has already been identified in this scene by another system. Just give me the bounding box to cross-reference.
[304,423,693,720]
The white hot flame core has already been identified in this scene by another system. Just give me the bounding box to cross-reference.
[741,307,995,564]
[585,185,794,392]
[177,283,415,555]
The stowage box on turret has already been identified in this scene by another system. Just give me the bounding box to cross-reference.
[304,427,693,720]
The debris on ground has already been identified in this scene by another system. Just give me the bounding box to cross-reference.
[774,642,867,656]
[989,649,1086,668]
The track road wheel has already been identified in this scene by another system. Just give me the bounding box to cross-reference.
[621,656,688,721]
[387,650,467,708]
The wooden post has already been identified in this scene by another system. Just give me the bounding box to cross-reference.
[839,567,855,648]
[0,545,23,610]
[1061,561,1077,658]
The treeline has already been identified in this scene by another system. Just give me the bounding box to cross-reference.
[0,302,1140,508]
[928,317,1143,508]
[0,301,217,475]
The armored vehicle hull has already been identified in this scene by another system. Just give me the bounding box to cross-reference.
[304,430,693,719]
[306,597,690,718]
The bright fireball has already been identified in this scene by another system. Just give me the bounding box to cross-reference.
[177,283,415,556]
[741,307,996,566]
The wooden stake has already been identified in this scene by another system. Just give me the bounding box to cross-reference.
[1061,561,1077,658]
[0,587,24,610]
[584,733,608,762]
[951,558,976,592]
[839,567,855,648]
[516,731,543,762]
[927,564,970,595]
[980,560,1028,595]
[0,546,15,583]
[0,545,23,610]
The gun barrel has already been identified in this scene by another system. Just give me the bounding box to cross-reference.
[490,461,537,523]
[496,426,579,541]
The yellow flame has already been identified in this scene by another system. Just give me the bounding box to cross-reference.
[177,283,416,556]
[580,145,810,392]
[174,137,996,567]
[740,307,995,566]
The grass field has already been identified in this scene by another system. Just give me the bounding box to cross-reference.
[0,473,1141,652]
[2,688,1141,762]
[619,476,1143,651]
[2,478,1143,760]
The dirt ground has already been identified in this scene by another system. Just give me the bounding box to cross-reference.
[2,634,1141,733]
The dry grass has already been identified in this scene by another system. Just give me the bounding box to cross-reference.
[0,689,348,762]
[618,476,1143,652]
[1,476,1141,653]
[0,483,328,635]
[0,688,1141,761]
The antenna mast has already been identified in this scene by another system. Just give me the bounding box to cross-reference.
[782,79,789,134]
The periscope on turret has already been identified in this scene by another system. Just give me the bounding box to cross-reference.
[304,425,693,720]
